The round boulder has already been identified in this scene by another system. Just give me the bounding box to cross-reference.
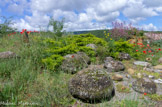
[61,52,90,74]
[68,65,115,103]
[132,78,157,94]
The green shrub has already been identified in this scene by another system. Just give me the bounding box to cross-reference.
[107,39,142,59]
[42,33,107,71]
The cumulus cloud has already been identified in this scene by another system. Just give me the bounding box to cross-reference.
[11,19,36,31]
[2,0,160,31]
[141,23,158,31]
[143,0,162,7]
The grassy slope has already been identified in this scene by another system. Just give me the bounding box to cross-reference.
[0,33,160,107]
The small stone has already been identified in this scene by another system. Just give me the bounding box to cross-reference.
[154,69,162,73]
[112,74,123,81]
[143,67,154,72]
[154,79,162,84]
[126,74,131,78]
[148,75,155,79]
[127,68,135,75]
[142,73,148,77]
[118,53,131,61]
[137,73,142,78]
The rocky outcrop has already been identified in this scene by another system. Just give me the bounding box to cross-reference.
[104,57,125,72]
[132,78,157,94]
[61,52,90,74]
[68,65,115,103]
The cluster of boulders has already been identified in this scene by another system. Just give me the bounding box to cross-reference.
[60,44,162,103]
[1,44,162,104]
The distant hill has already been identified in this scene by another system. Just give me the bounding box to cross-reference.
[72,29,110,38]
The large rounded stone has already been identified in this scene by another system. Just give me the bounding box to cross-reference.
[104,57,125,72]
[61,52,90,74]
[132,78,157,94]
[68,65,115,103]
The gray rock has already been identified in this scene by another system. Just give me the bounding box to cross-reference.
[148,75,155,79]
[132,78,157,94]
[68,65,115,103]
[154,79,162,84]
[0,51,18,59]
[61,52,90,74]
[133,61,152,67]
[86,44,97,51]
[104,57,125,72]
[118,53,131,61]
[159,57,162,64]
[143,67,154,72]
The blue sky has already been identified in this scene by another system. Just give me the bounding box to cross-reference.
[0,0,162,31]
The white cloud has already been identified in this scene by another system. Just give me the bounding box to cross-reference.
[123,4,158,18]
[11,19,36,31]
[155,7,162,12]
[4,0,160,31]
[141,23,158,31]
[7,3,24,14]
[25,11,50,27]
[143,0,162,7]
[96,0,127,16]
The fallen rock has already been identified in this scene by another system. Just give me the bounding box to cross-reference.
[133,61,152,68]
[68,65,115,103]
[104,57,125,72]
[112,74,123,81]
[158,57,162,64]
[132,78,157,94]
[0,51,18,59]
[127,68,136,75]
[118,53,131,61]
[61,52,90,74]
